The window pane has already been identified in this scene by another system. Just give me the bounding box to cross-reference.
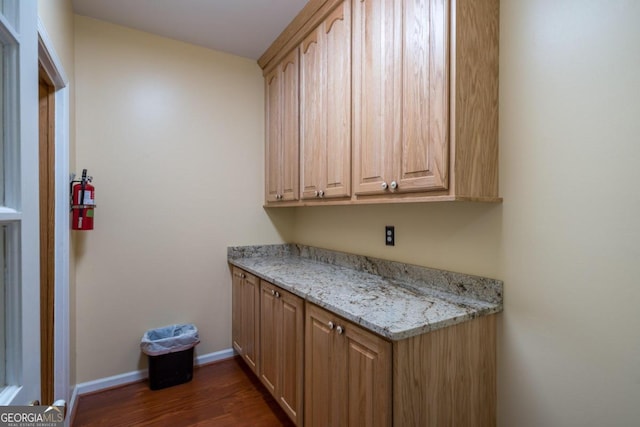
[0,225,5,387]
[0,39,17,209]
[0,1,18,32]
[0,42,4,206]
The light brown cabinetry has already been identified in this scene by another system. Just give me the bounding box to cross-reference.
[231,267,259,374]
[300,0,351,200]
[259,281,304,425]
[232,265,496,426]
[305,303,392,427]
[393,313,497,426]
[260,0,499,205]
[352,0,449,196]
[266,49,300,202]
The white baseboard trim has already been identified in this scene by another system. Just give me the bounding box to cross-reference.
[75,348,235,397]
[195,348,236,366]
[76,369,146,396]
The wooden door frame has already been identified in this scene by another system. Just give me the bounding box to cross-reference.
[38,68,55,405]
[37,19,71,418]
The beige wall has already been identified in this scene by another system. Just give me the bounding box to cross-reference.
[71,1,640,424]
[292,0,640,425]
[73,16,292,382]
[37,0,77,387]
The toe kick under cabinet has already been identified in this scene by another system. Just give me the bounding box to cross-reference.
[231,266,497,427]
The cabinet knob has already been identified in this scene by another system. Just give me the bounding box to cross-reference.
[271,289,275,296]
[275,291,280,298]
[328,321,335,330]
[319,190,325,198]
[390,181,398,190]
[314,190,319,197]
[336,326,344,335]
[240,273,246,279]
[381,182,388,190]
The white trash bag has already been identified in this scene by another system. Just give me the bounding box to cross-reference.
[140,323,200,356]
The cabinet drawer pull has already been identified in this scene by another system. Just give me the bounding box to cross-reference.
[271,289,275,295]
[381,182,388,190]
[390,181,398,190]
[275,291,280,298]
[336,326,344,335]
[328,321,335,330]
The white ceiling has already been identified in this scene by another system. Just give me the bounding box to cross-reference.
[72,0,309,60]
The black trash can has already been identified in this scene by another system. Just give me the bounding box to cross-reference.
[140,323,200,390]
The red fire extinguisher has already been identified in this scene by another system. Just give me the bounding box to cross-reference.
[71,169,95,231]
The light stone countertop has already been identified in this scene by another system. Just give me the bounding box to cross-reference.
[228,244,503,341]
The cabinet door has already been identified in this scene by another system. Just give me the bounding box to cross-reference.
[300,0,351,201]
[265,68,281,203]
[300,27,325,200]
[306,303,391,427]
[398,0,448,192]
[281,49,300,201]
[353,0,401,195]
[278,288,304,425]
[265,50,300,203]
[323,1,351,198]
[242,272,260,374]
[305,304,340,427]
[259,281,278,395]
[344,320,392,427]
[231,268,244,354]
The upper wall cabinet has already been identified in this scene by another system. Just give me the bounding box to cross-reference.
[353,0,448,196]
[265,49,300,203]
[300,1,352,201]
[259,0,500,206]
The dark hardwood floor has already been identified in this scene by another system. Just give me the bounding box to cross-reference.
[73,357,295,426]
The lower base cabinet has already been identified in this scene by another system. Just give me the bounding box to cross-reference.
[392,314,497,426]
[231,267,259,375]
[259,280,304,425]
[231,267,497,427]
[305,302,392,427]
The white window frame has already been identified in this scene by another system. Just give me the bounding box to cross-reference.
[0,0,41,405]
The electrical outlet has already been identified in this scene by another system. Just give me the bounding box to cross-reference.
[385,226,395,246]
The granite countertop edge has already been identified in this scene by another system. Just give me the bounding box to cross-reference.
[228,246,503,342]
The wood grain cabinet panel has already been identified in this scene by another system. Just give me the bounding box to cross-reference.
[353,0,448,196]
[300,0,351,200]
[261,0,500,205]
[233,267,497,426]
[259,282,278,395]
[265,68,281,203]
[393,314,497,426]
[304,304,336,427]
[352,0,399,196]
[231,269,243,355]
[305,303,392,427]
[399,0,449,192]
[265,49,300,203]
[259,281,304,425]
[231,267,260,375]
